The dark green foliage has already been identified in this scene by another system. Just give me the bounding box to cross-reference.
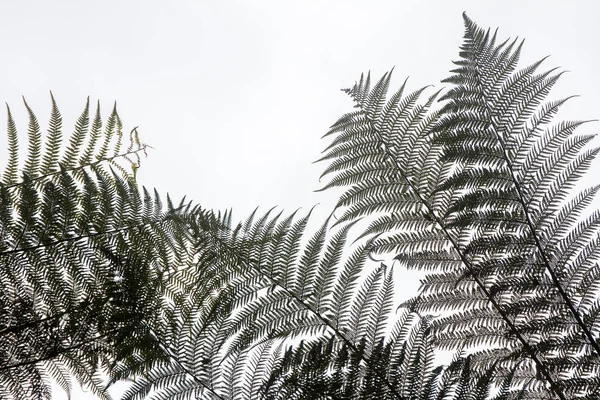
[0,96,205,399]
[261,317,428,400]
[3,13,600,400]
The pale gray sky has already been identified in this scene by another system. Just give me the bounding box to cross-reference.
[0,1,598,398]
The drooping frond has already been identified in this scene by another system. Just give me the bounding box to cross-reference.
[0,96,203,399]
[318,72,443,254]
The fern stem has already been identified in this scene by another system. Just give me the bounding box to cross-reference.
[0,329,118,373]
[3,146,148,190]
[0,296,113,338]
[0,225,134,256]
[0,310,69,337]
[378,146,566,400]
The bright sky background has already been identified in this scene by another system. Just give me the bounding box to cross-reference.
[0,0,598,398]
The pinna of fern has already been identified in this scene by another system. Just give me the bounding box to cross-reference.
[319,13,600,400]
[260,314,436,400]
[0,94,206,399]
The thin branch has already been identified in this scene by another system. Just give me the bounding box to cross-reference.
[0,218,173,257]
[4,146,149,190]
[0,310,68,337]
[0,329,116,372]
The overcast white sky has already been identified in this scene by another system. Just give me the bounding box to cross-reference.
[0,1,598,398]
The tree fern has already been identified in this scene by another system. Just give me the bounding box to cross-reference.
[4,13,600,400]
[0,96,206,399]
[111,207,513,399]
[319,14,600,399]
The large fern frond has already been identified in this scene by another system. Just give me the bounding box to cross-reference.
[111,208,422,399]
[319,15,600,399]
[0,96,201,399]
[426,14,600,398]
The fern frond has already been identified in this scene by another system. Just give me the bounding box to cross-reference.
[320,13,600,399]
[0,97,199,399]
[111,208,415,399]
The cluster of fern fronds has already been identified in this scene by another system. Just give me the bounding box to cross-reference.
[2,13,600,400]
